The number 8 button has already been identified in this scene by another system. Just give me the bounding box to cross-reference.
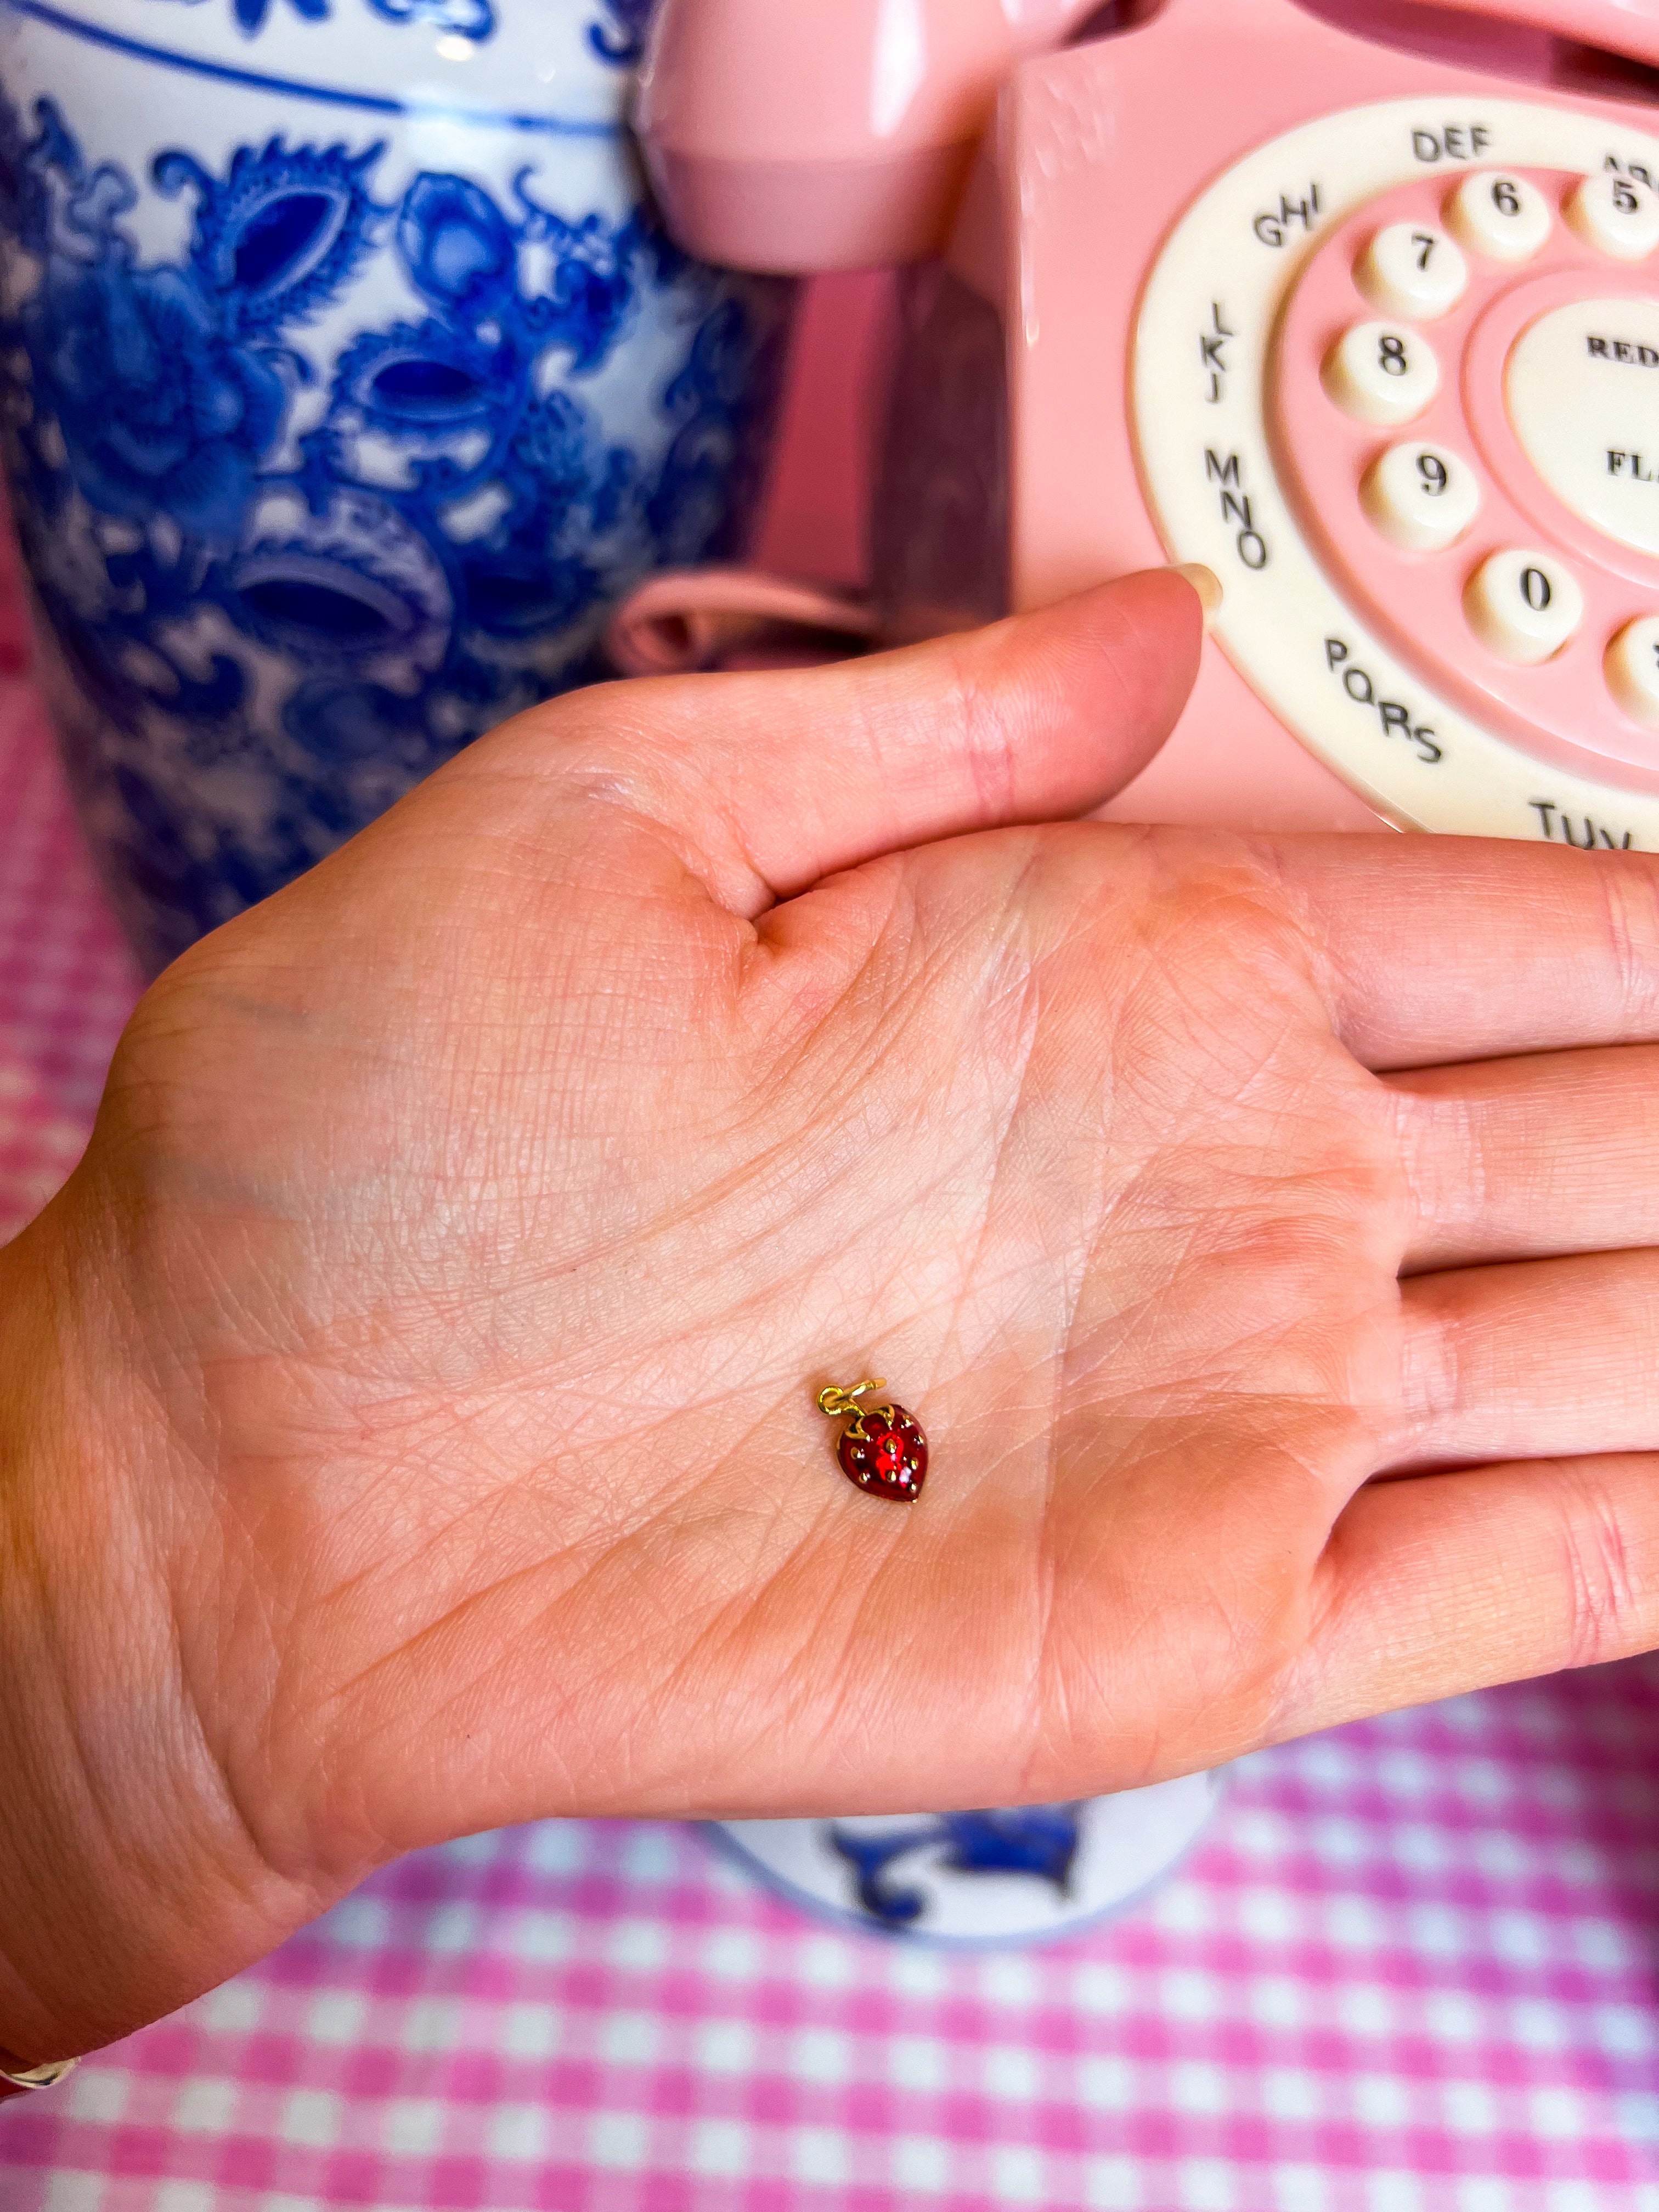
[1464,549,1585,665]
[1322,320,1440,425]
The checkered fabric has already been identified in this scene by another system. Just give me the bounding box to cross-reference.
[4,685,1659,2212]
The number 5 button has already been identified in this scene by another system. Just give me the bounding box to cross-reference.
[1567,171,1659,261]
[1362,442,1481,552]
[1323,321,1440,425]
[1464,549,1584,664]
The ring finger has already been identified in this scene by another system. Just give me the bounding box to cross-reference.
[1396,1245,1659,1468]
[1390,1044,1659,1271]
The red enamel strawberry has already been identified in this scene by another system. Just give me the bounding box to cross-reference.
[819,1383,928,1504]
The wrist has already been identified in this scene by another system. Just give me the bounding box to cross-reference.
[0,1192,317,2061]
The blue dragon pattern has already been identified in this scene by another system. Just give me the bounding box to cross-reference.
[827,1808,1086,1929]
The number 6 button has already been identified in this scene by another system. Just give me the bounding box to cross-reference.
[1362,441,1481,552]
[1447,170,1552,263]
[1464,549,1585,664]
[1323,321,1440,425]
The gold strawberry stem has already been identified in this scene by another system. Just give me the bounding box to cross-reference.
[817,1380,887,1420]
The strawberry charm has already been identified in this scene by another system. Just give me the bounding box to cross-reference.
[817,1380,928,1503]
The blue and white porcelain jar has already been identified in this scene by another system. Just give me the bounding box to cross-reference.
[0,0,791,971]
[716,1775,1226,1946]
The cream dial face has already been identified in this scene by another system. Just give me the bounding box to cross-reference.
[1133,98,1659,851]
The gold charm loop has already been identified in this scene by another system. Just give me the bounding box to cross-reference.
[816,1379,887,1421]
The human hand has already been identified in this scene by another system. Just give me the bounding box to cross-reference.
[7,571,1659,2062]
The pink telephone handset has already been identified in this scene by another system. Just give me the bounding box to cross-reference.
[628,0,1659,845]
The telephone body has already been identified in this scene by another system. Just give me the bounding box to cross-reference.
[636,0,1659,845]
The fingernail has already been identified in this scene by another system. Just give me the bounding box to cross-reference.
[1172,563,1223,630]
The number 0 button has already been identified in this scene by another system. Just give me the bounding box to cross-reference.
[1362,441,1481,552]
[1323,321,1441,426]
[1357,223,1469,320]
[1446,170,1552,263]
[1464,549,1585,665]
[1605,616,1659,726]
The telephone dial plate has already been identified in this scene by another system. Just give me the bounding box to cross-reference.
[1135,98,1659,850]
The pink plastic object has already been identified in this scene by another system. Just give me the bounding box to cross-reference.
[1438,0,1659,67]
[606,275,894,675]
[987,0,1659,831]
[637,0,1659,838]
[636,0,1659,275]
[635,0,1105,272]
[605,569,878,676]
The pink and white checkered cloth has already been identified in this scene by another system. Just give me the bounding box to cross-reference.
[4,687,1659,2212]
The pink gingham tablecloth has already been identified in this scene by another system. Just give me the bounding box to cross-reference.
[5,689,1659,2212]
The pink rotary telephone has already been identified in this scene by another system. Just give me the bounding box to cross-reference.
[624,0,1659,847]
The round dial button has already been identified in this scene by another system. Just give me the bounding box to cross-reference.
[1446,170,1553,263]
[1361,441,1482,552]
[1356,222,1469,320]
[1566,171,1659,261]
[1506,296,1659,557]
[1322,321,1440,425]
[1464,549,1585,665]
[1605,616,1659,726]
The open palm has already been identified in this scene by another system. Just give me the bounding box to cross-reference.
[8,571,1659,2061]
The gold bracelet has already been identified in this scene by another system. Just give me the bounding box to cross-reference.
[0,2056,77,2102]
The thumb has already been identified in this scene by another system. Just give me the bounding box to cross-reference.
[501,567,1211,918]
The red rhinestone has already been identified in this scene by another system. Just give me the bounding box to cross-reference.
[836,1404,928,1503]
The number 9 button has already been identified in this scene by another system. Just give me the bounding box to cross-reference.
[1362,442,1481,552]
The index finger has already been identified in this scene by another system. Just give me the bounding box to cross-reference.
[1270,836,1659,1069]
